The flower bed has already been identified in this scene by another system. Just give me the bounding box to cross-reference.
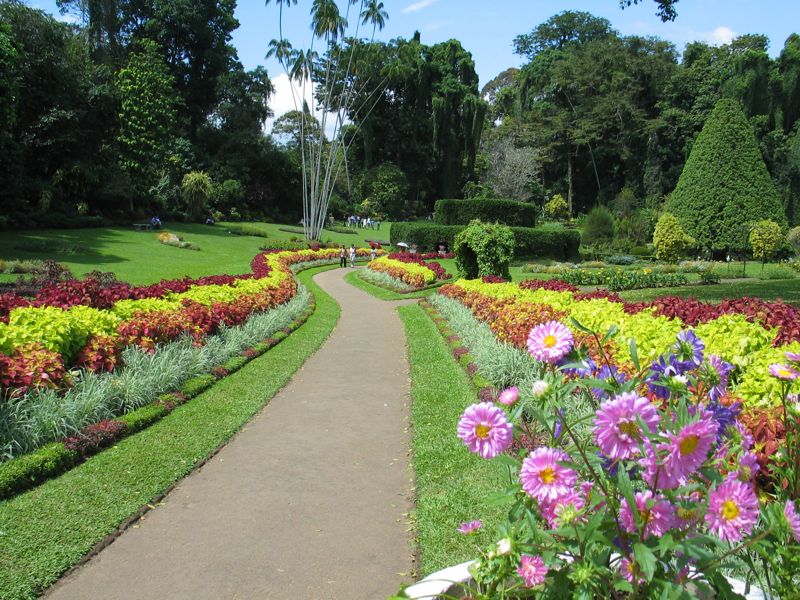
[440,279,800,410]
[559,267,688,291]
[366,253,451,289]
[408,292,800,598]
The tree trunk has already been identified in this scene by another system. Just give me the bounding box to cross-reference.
[567,150,574,217]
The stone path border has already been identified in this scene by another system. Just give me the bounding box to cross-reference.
[47,267,416,600]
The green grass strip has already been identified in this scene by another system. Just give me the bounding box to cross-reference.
[0,265,340,600]
[345,270,444,301]
[618,278,800,304]
[399,303,505,576]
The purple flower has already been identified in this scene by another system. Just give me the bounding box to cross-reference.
[457,402,513,459]
[704,355,735,402]
[737,452,760,482]
[527,321,574,364]
[592,364,628,399]
[517,555,548,587]
[593,392,660,460]
[707,400,741,440]
[620,557,645,584]
[540,489,584,529]
[673,329,705,371]
[769,363,800,381]
[785,351,800,364]
[641,413,718,489]
[457,520,483,534]
[785,500,800,542]
[498,386,519,406]
[619,491,676,538]
[520,447,577,503]
[560,355,596,377]
[705,477,759,542]
[647,355,682,399]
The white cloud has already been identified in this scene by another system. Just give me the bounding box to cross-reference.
[267,72,344,140]
[704,25,736,45]
[425,20,450,32]
[402,0,437,14]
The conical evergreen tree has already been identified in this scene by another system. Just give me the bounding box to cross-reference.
[666,98,786,252]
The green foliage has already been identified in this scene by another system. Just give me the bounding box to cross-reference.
[581,205,615,246]
[182,171,213,222]
[434,198,537,227]
[0,443,77,500]
[749,219,784,263]
[543,194,569,220]
[788,226,800,256]
[453,220,515,279]
[225,223,270,238]
[391,222,580,259]
[117,40,179,197]
[359,162,409,219]
[222,355,249,373]
[211,179,244,214]
[667,98,786,251]
[561,268,688,291]
[653,212,695,262]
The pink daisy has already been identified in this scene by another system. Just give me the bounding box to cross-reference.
[769,363,800,381]
[620,557,644,584]
[785,500,800,542]
[664,415,718,481]
[619,491,675,538]
[520,447,577,503]
[785,351,800,364]
[498,386,519,406]
[517,555,548,587]
[457,402,513,459]
[527,321,574,364]
[540,489,585,529]
[705,477,759,542]
[593,392,660,460]
[737,452,760,482]
[457,520,483,534]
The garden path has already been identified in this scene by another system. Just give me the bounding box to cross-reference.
[46,267,417,600]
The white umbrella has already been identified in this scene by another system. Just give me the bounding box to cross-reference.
[396,242,409,248]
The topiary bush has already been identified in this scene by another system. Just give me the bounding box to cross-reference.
[653,212,696,263]
[453,220,515,280]
[788,226,800,257]
[390,222,579,259]
[666,98,786,251]
[434,198,536,227]
[581,205,615,247]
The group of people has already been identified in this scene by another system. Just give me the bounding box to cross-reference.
[346,215,381,230]
[339,244,378,268]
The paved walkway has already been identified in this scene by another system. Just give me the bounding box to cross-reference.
[47,267,416,600]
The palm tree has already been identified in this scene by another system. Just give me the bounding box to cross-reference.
[361,0,388,40]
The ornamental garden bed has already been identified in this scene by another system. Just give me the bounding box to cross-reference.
[400,278,800,598]
[363,252,454,292]
[0,249,372,499]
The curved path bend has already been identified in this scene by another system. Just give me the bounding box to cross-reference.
[47,267,416,600]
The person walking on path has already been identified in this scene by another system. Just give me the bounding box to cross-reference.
[339,245,347,268]
[349,244,356,268]
[370,245,377,261]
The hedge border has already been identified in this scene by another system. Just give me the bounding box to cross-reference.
[434,198,537,227]
[0,263,327,501]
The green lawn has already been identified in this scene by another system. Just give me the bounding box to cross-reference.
[0,266,340,600]
[0,222,393,285]
[618,278,800,304]
[399,303,505,576]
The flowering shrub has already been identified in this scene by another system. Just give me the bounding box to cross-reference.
[441,322,800,599]
[386,252,451,280]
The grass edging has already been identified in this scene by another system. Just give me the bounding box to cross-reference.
[0,265,340,600]
[399,301,505,577]
[345,269,446,300]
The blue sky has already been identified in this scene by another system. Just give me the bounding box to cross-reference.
[31,0,800,123]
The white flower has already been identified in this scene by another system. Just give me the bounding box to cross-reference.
[532,380,549,398]
[672,375,688,385]
[496,538,512,555]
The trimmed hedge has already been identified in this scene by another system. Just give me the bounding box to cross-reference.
[434,198,537,227]
[0,443,78,499]
[391,222,580,259]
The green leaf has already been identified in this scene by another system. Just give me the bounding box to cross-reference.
[633,542,657,581]
[629,337,640,371]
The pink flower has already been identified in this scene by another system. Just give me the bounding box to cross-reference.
[785,500,800,542]
[620,557,644,584]
[785,351,800,364]
[619,491,675,538]
[457,520,483,534]
[737,452,760,482]
[520,447,577,503]
[498,386,519,406]
[664,415,718,484]
[769,363,800,381]
[593,392,660,460]
[705,478,759,542]
[527,321,574,364]
[457,402,513,459]
[517,555,548,587]
[540,489,585,529]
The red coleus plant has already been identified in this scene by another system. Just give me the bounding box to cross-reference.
[0,343,68,394]
[64,419,127,457]
[386,252,451,280]
[75,335,119,373]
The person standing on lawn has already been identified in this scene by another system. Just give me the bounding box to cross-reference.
[339,245,347,268]
[349,244,356,268]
